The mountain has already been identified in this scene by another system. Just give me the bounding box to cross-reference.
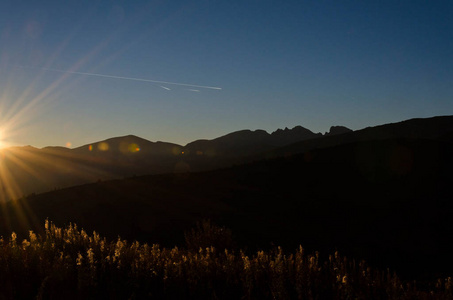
[72,135,182,157]
[0,116,451,199]
[184,125,321,157]
[269,115,453,157]
[181,125,324,171]
[0,136,184,200]
[1,119,452,281]
[324,125,352,136]
[0,125,338,197]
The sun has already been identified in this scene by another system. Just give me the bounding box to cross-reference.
[0,126,14,149]
[0,130,4,149]
[0,128,10,149]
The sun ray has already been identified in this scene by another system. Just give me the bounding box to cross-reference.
[0,2,216,234]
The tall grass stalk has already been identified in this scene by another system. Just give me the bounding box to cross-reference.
[0,221,450,299]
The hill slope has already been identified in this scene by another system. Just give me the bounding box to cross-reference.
[1,116,451,198]
[1,132,452,280]
[0,125,342,197]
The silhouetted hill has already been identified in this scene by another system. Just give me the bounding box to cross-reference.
[270,125,322,144]
[0,125,339,197]
[184,125,322,158]
[270,115,453,157]
[0,116,451,200]
[1,129,452,281]
[0,135,185,198]
[73,135,182,157]
[181,125,327,172]
[184,129,271,157]
[324,125,352,136]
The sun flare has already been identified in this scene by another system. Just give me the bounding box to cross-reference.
[0,128,12,149]
[0,130,4,149]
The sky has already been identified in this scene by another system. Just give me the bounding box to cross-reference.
[0,0,452,148]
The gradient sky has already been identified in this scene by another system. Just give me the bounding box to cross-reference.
[0,0,451,148]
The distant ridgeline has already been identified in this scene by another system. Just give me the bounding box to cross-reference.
[0,123,352,198]
[0,115,452,281]
[0,116,452,199]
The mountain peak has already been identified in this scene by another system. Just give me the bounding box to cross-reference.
[324,126,352,136]
[270,126,321,143]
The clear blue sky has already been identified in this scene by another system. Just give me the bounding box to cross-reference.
[0,0,451,148]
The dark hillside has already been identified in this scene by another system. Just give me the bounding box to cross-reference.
[184,125,321,158]
[0,126,329,197]
[271,115,453,157]
[0,116,450,198]
[1,136,452,281]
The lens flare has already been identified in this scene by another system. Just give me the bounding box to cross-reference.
[98,142,109,151]
[126,143,140,153]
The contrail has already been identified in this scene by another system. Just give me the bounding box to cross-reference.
[160,86,171,91]
[41,67,222,90]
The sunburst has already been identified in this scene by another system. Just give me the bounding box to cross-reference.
[0,130,4,149]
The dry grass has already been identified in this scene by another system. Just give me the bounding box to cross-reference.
[0,220,451,299]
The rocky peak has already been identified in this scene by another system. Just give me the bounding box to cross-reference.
[325,126,352,136]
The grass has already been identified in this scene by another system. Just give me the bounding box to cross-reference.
[0,220,451,299]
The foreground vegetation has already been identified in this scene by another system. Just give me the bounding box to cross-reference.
[0,221,451,299]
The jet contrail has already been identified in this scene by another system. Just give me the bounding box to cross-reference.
[160,86,171,91]
[41,67,222,90]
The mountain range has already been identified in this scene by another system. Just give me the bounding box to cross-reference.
[2,115,452,199]
[0,115,452,281]
[0,123,352,198]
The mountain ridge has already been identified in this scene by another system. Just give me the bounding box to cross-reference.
[51,124,349,152]
[1,129,452,280]
[0,116,451,198]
